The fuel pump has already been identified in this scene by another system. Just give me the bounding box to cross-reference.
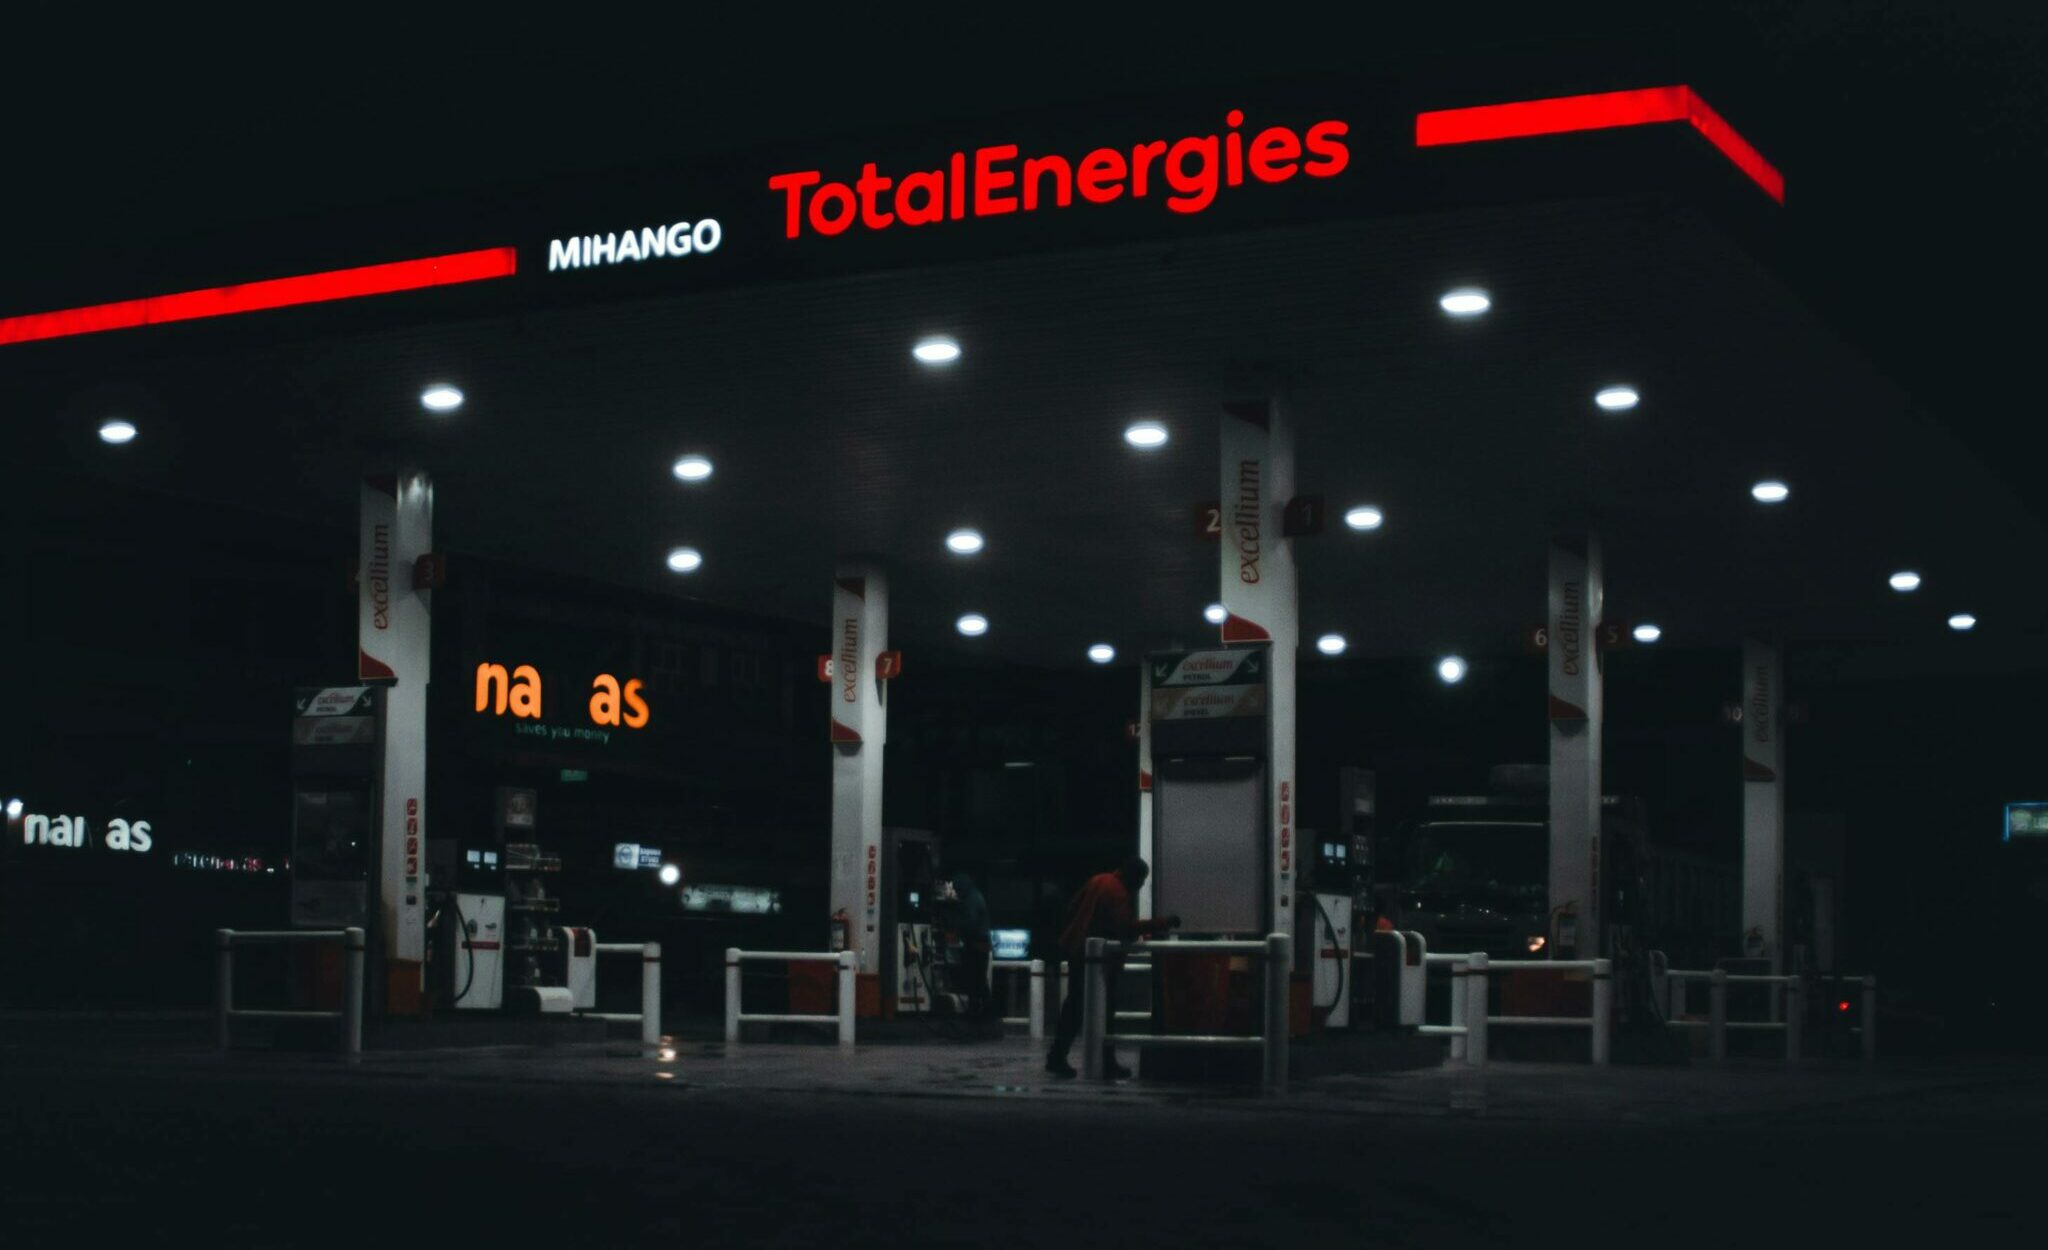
[1297,831,1357,1029]
[290,686,382,932]
[290,687,383,1009]
[879,827,939,1015]
[427,789,512,1011]
[1147,647,1272,939]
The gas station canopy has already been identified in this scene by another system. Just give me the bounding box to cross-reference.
[5,82,2036,670]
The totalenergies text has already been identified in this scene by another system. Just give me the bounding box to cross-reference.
[767,110,1350,238]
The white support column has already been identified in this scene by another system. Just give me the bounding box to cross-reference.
[1465,952,1489,1066]
[835,951,857,1049]
[829,565,889,975]
[724,948,741,1044]
[1741,638,1786,972]
[640,943,662,1048]
[1547,532,1604,960]
[1220,397,1299,944]
[1137,663,1154,918]
[359,470,433,1013]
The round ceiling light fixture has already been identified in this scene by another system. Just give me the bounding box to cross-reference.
[912,336,961,365]
[672,454,714,483]
[1343,505,1384,531]
[1086,643,1116,664]
[1751,480,1791,504]
[1123,420,1169,450]
[1203,603,1227,626]
[1315,633,1348,656]
[944,528,985,555]
[1948,613,1977,632]
[1439,288,1491,317]
[665,547,704,574]
[3,798,22,821]
[956,613,989,637]
[97,418,138,445]
[1633,623,1663,644]
[1437,655,1469,684]
[657,863,682,887]
[420,384,464,412]
[1888,570,1922,593]
[1595,386,1640,412]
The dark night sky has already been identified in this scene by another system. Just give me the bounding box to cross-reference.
[5,3,2043,512]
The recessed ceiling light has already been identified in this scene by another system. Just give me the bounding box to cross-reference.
[1203,603,1227,626]
[1315,633,1348,656]
[1124,420,1169,449]
[1437,655,1469,684]
[420,384,464,412]
[672,454,713,482]
[97,418,137,445]
[1751,480,1791,504]
[1948,613,1977,632]
[1343,505,1384,531]
[912,336,961,365]
[956,613,989,637]
[665,547,703,574]
[1087,643,1116,664]
[1888,571,1922,592]
[1633,623,1663,644]
[657,863,681,886]
[1595,386,1640,412]
[944,528,985,555]
[1439,288,1491,316]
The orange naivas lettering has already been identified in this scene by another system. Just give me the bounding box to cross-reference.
[475,662,651,729]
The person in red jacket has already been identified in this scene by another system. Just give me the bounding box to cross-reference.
[1045,857,1178,1078]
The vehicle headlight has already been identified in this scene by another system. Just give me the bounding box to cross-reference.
[1525,935,1547,953]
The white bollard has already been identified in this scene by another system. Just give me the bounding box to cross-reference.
[836,951,856,1049]
[1784,974,1802,1061]
[1465,952,1488,1066]
[1082,938,1108,1081]
[1709,969,1728,1063]
[1591,958,1613,1066]
[216,929,234,1052]
[1263,933,1291,1095]
[641,943,662,1048]
[1860,976,1878,1061]
[1028,959,1046,1041]
[724,948,742,1044]
[1449,959,1468,1061]
[342,927,365,1058]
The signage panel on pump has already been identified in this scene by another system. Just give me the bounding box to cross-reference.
[1150,649,1266,688]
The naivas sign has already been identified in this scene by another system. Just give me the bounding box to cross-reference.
[21,813,153,853]
[474,662,649,729]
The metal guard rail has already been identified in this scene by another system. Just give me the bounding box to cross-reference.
[992,958,1047,1039]
[578,942,662,1047]
[1415,949,1611,1066]
[1418,951,1488,1064]
[725,948,856,1048]
[1080,935,1289,1093]
[1060,956,1153,1025]
[1660,966,1877,1061]
[216,927,364,1058]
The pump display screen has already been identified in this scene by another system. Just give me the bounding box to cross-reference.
[991,929,1029,960]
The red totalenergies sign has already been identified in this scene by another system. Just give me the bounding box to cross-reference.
[766,109,1352,239]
